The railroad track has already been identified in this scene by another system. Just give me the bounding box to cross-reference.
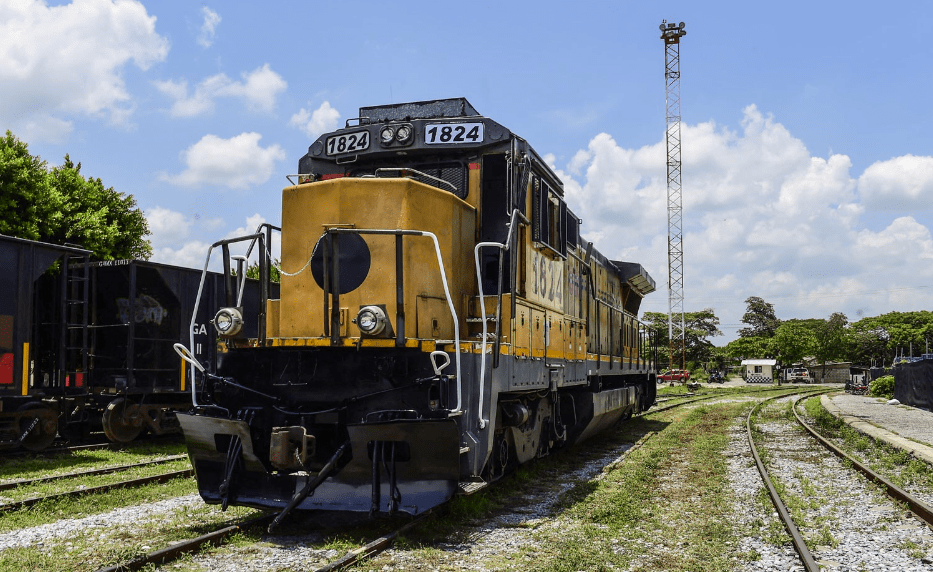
[58,387,832,571]
[648,384,811,415]
[0,466,194,513]
[748,391,933,571]
[0,454,188,492]
[119,388,798,572]
[1,440,114,459]
[94,509,435,572]
[2,433,185,458]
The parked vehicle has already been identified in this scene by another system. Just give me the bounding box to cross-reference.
[659,369,690,382]
[708,371,724,383]
[787,368,812,383]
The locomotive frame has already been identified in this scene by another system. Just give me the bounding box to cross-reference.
[176,98,659,522]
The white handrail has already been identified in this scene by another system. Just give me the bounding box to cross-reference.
[182,228,463,414]
[472,209,520,429]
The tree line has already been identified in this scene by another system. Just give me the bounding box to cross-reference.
[1,131,150,260]
[643,296,933,372]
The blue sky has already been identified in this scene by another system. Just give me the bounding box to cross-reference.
[3,0,932,344]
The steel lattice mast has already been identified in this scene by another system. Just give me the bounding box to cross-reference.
[661,20,686,371]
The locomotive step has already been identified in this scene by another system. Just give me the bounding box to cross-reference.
[457,479,487,495]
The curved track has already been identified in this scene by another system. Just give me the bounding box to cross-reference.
[748,390,933,571]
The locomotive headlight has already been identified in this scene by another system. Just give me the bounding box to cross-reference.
[213,307,244,337]
[380,126,395,144]
[355,305,387,336]
[395,124,413,143]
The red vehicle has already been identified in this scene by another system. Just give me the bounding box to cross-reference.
[659,369,690,382]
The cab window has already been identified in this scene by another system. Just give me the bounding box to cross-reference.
[532,176,566,258]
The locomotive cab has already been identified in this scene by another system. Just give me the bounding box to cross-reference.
[177,98,659,522]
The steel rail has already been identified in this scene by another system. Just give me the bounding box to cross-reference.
[646,385,804,416]
[2,441,112,458]
[791,394,933,525]
[96,386,783,572]
[0,455,188,492]
[0,469,193,513]
[746,389,831,572]
[94,513,275,572]
[314,510,435,572]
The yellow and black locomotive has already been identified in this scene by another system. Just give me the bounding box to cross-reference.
[176,98,658,523]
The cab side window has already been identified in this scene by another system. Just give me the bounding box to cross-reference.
[531,175,567,258]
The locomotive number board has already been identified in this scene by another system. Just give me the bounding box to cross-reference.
[424,122,484,145]
[325,130,370,155]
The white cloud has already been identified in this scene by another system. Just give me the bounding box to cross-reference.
[555,105,933,341]
[148,212,280,270]
[0,0,169,141]
[161,132,286,190]
[289,101,341,138]
[858,155,933,211]
[155,64,287,117]
[147,206,192,244]
[151,240,214,269]
[145,206,223,248]
[197,7,221,48]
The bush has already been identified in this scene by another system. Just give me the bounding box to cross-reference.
[868,375,895,399]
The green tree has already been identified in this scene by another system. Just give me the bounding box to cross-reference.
[0,131,62,241]
[847,311,933,365]
[770,321,816,366]
[738,296,781,338]
[642,308,723,368]
[245,259,282,283]
[0,132,151,260]
[813,312,848,374]
[845,325,890,367]
[706,345,731,373]
[723,335,771,361]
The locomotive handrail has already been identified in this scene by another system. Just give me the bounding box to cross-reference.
[324,227,463,413]
[374,168,458,193]
[472,207,522,430]
[187,232,267,408]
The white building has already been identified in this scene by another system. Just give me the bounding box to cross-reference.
[741,359,777,384]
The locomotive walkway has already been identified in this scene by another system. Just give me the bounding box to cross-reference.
[822,393,933,465]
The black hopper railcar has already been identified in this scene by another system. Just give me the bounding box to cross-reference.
[0,234,90,450]
[175,98,659,524]
[0,233,275,450]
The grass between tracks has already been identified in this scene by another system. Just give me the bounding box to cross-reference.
[0,474,262,572]
[751,396,933,555]
[0,441,187,483]
[0,388,806,572]
[358,395,766,572]
[0,441,267,572]
[517,402,748,572]
[801,396,933,491]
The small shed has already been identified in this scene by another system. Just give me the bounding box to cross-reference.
[741,359,777,384]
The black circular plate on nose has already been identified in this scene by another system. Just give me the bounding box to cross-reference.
[310,233,371,294]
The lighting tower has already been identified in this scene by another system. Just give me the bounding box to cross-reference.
[660,20,686,371]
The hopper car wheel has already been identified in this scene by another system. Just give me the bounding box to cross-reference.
[103,398,143,443]
[18,402,58,451]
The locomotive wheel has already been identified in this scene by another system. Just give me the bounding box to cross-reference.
[102,398,144,443]
[17,402,58,451]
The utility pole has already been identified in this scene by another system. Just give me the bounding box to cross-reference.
[660,20,687,371]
